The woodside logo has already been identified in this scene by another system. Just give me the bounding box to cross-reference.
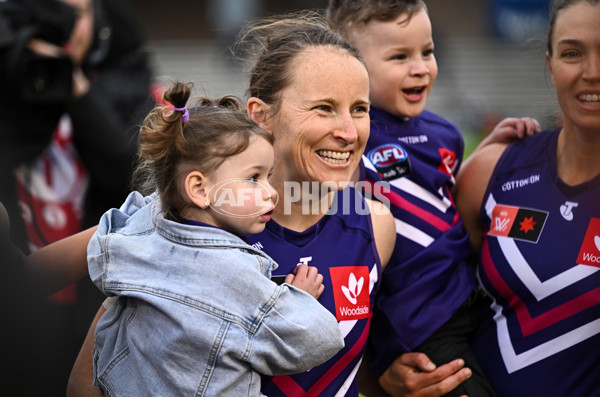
[577,218,600,267]
[329,266,370,321]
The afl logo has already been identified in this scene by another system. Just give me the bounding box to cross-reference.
[368,144,407,167]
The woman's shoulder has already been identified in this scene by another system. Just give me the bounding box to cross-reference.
[364,197,395,269]
[497,128,559,170]
[457,142,508,200]
[456,142,509,251]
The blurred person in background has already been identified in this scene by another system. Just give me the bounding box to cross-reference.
[0,0,154,394]
[0,200,95,395]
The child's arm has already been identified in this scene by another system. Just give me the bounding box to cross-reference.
[284,264,325,298]
[475,117,541,151]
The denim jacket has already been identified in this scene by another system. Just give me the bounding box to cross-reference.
[89,192,344,396]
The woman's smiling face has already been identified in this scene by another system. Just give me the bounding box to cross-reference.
[547,1,600,134]
[264,46,370,189]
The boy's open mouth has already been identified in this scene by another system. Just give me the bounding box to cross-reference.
[403,86,425,96]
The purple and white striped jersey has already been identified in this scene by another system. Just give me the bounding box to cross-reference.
[246,187,382,396]
[472,129,600,396]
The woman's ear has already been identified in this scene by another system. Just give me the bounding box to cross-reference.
[247,97,270,130]
[184,171,210,209]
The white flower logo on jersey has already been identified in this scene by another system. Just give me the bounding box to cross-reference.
[595,236,600,252]
[341,273,364,305]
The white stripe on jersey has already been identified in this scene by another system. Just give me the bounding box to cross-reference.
[334,358,362,397]
[389,178,452,213]
[362,156,452,214]
[395,218,435,247]
[481,282,600,373]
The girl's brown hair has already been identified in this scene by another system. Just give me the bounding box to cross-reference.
[133,80,273,220]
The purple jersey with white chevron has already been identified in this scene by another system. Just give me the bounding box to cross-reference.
[246,187,382,396]
[361,107,475,376]
[472,129,600,397]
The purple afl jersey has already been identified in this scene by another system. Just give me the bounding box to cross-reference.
[360,107,475,376]
[472,129,600,396]
[245,187,382,396]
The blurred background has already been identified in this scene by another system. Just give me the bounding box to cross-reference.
[130,0,559,155]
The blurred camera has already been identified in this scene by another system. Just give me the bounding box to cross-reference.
[0,0,76,104]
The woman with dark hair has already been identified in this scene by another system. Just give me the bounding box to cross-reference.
[455,1,600,395]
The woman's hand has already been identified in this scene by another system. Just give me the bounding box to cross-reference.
[27,38,90,99]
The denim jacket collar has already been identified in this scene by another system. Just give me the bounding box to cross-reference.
[150,195,278,271]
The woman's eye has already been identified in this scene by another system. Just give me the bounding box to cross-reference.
[561,50,580,59]
[352,105,369,114]
[314,105,332,112]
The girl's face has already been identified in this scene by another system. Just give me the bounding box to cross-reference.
[350,9,437,119]
[60,0,94,66]
[547,1,600,133]
[263,47,370,191]
[200,136,277,236]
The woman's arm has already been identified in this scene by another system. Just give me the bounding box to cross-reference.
[26,226,97,295]
[366,198,396,269]
[455,142,508,253]
[67,305,106,397]
[2,200,95,294]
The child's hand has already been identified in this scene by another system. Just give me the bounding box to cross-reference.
[478,117,541,149]
[284,264,325,299]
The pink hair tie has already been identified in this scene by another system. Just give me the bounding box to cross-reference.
[173,106,189,124]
